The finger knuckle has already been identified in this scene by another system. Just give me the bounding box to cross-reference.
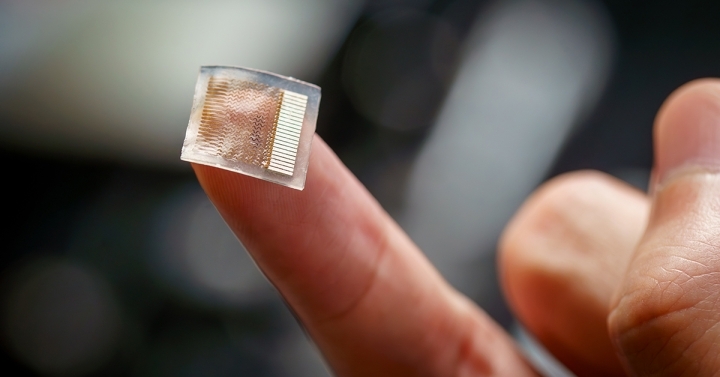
[608,251,720,375]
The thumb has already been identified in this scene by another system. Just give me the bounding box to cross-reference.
[609,79,720,375]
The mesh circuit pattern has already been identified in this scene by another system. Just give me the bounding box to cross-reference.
[195,76,282,168]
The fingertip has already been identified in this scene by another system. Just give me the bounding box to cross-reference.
[499,170,645,314]
[499,171,646,376]
[654,78,720,183]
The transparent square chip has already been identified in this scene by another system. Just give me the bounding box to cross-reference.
[181,66,321,190]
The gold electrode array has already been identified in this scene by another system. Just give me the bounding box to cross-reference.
[195,76,308,176]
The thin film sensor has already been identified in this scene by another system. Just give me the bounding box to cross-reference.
[181,66,321,190]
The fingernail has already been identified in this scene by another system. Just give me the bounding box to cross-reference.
[655,81,720,185]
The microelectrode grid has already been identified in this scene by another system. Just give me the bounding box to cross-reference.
[181,66,321,190]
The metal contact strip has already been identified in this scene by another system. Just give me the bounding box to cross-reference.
[270,159,294,169]
[278,98,306,107]
[279,108,305,118]
[270,157,294,167]
[272,138,298,151]
[276,118,303,129]
[275,126,301,136]
[267,90,309,176]
[278,109,304,117]
[268,166,294,175]
[274,130,300,141]
[269,160,294,170]
[280,101,306,109]
[271,144,298,156]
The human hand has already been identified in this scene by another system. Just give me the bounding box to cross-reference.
[192,78,720,376]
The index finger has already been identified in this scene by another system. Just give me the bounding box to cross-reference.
[192,136,534,376]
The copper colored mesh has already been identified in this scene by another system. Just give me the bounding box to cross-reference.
[195,76,282,167]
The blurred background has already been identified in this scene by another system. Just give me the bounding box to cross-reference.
[2,0,720,376]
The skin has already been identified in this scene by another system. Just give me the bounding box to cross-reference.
[193,78,720,376]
